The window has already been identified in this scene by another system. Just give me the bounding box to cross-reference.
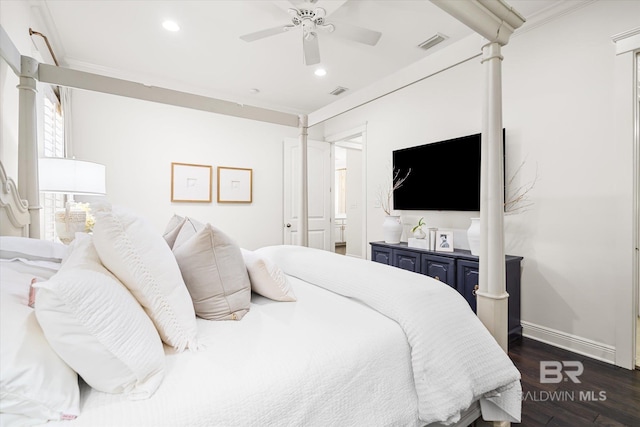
[41,87,65,241]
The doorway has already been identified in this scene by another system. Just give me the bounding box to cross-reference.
[282,138,332,250]
[327,126,366,258]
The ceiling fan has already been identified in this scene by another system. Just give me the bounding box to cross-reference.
[239,0,382,66]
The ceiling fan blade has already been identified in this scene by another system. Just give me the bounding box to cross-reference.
[240,25,288,42]
[303,33,321,65]
[331,22,382,46]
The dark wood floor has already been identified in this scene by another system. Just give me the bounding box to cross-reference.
[508,338,640,426]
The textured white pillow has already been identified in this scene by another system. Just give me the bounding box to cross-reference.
[34,234,165,400]
[0,266,79,423]
[162,214,185,248]
[241,248,296,302]
[173,224,251,320]
[92,205,199,351]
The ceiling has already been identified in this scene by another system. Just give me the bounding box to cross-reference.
[31,0,562,115]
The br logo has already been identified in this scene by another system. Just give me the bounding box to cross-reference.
[540,361,584,384]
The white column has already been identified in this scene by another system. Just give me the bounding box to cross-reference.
[17,56,41,239]
[298,114,309,246]
[477,42,508,352]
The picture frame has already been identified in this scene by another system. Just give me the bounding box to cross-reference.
[217,166,253,203]
[435,230,454,252]
[171,162,212,203]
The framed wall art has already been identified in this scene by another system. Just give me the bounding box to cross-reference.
[171,162,212,203]
[435,230,454,253]
[217,166,253,203]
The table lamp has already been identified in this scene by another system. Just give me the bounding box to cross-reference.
[39,158,106,244]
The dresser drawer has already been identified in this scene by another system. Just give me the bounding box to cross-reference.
[421,254,456,288]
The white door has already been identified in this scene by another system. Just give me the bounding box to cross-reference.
[283,138,332,250]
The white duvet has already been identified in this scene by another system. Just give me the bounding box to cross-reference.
[257,245,522,425]
[43,273,422,426]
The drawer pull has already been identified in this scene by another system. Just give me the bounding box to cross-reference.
[472,284,479,296]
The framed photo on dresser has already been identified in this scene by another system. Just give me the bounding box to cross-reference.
[435,230,454,252]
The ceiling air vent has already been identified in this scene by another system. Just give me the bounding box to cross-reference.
[418,33,448,51]
[330,86,348,96]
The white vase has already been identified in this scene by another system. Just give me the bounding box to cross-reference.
[467,217,480,256]
[55,210,87,245]
[383,215,402,244]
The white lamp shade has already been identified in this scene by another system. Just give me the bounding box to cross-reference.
[39,158,106,195]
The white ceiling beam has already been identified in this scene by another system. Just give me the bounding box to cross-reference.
[430,0,525,45]
[0,24,21,76]
[37,64,300,128]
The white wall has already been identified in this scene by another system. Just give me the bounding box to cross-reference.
[71,89,302,249]
[322,0,639,362]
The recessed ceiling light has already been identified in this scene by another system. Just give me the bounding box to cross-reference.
[314,68,327,77]
[162,21,180,32]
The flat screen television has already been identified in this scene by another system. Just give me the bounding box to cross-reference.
[392,131,505,211]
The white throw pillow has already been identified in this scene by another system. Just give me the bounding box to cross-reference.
[34,234,165,400]
[92,205,199,351]
[241,248,296,302]
[0,266,79,423]
[173,224,251,320]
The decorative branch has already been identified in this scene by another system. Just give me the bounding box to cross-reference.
[377,167,411,215]
[505,160,538,215]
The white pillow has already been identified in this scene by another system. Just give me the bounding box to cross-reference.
[0,266,79,423]
[0,236,67,263]
[173,224,251,320]
[34,234,165,400]
[162,214,185,248]
[92,205,199,351]
[241,249,296,302]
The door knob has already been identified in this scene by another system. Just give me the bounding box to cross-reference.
[286,223,292,228]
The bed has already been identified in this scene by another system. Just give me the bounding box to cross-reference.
[0,164,521,427]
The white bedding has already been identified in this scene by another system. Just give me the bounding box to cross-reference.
[258,245,522,425]
[43,275,422,427]
[2,243,521,427]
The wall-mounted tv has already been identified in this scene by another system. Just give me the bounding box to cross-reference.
[392,131,505,211]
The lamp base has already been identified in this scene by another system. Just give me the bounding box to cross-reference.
[55,210,87,245]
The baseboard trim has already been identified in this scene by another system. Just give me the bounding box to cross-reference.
[521,321,616,365]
